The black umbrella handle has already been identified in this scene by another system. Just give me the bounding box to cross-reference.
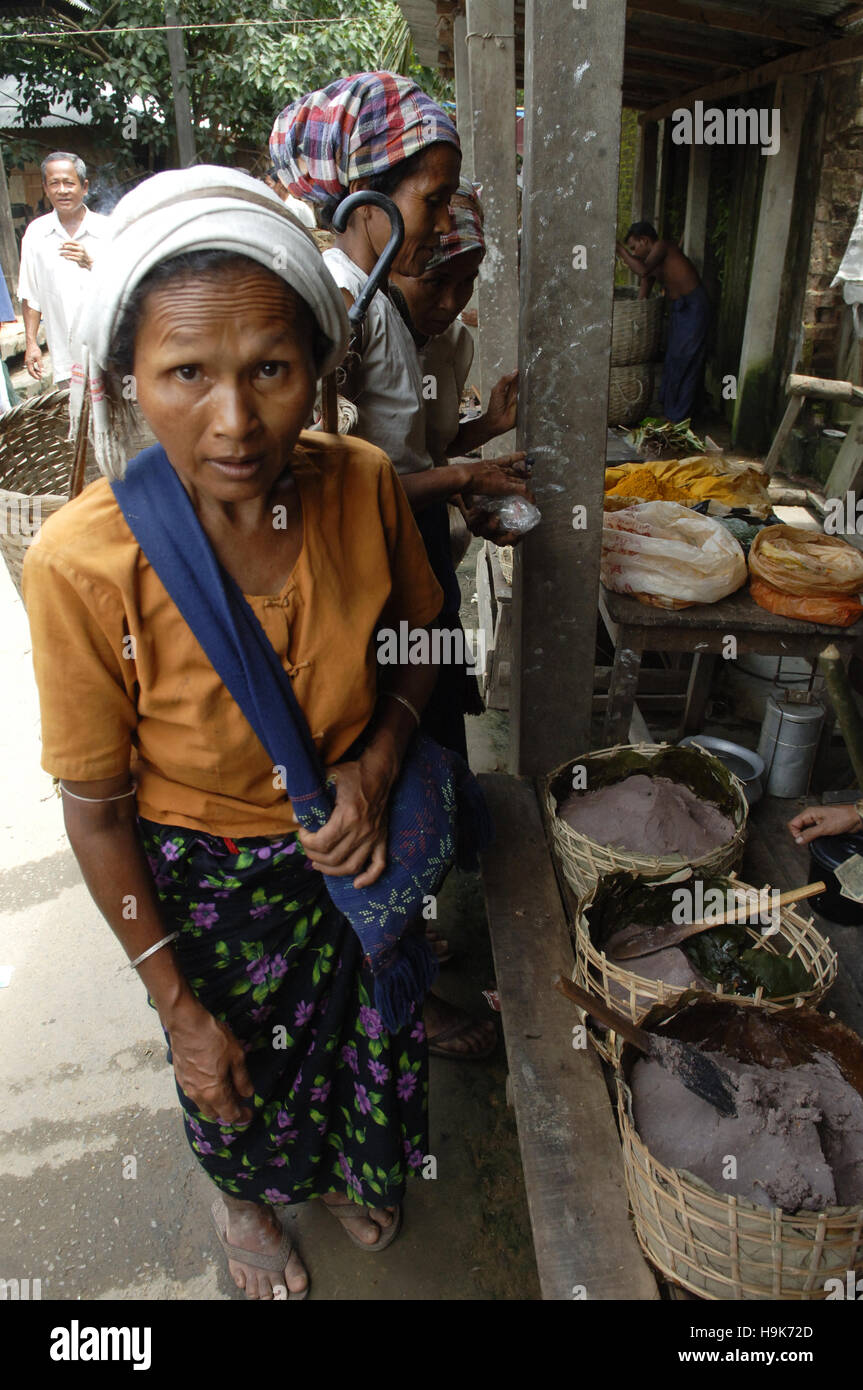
[330,191,405,328]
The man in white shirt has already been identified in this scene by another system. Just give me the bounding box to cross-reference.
[18,152,110,387]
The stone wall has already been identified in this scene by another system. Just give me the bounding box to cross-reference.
[800,63,863,383]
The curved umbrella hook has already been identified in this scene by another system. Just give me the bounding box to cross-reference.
[331,191,405,328]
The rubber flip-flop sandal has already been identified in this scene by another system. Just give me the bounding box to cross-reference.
[211,1198,308,1299]
[325,1200,402,1253]
[427,1017,498,1060]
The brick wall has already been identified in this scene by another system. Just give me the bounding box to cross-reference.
[801,64,863,380]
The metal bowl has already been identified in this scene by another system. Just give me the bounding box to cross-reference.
[678,735,765,805]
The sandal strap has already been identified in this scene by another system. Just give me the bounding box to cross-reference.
[211,1199,295,1273]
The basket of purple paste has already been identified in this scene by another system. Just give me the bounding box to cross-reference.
[571,869,837,1064]
[545,741,748,901]
[614,997,863,1299]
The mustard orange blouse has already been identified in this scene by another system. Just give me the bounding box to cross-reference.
[22,432,443,837]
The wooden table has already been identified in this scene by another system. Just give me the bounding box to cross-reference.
[598,585,863,747]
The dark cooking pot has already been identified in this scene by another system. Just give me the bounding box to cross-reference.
[807,832,863,925]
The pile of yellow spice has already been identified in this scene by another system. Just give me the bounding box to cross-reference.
[606,467,693,503]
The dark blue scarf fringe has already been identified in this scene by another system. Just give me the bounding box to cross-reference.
[373,932,440,1036]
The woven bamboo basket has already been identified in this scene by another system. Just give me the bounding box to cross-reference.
[572,869,838,1064]
[611,289,663,368]
[612,997,863,1299]
[546,742,748,902]
[608,362,653,427]
[0,388,154,598]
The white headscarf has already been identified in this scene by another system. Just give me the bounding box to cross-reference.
[70,165,349,477]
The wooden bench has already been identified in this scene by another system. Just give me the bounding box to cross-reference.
[478,772,660,1301]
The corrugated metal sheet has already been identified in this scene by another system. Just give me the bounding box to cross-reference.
[0,76,92,129]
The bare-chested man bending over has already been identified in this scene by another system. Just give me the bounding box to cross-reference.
[616,221,710,424]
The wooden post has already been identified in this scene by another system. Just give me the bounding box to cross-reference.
[466,0,519,454]
[0,144,21,313]
[453,11,475,182]
[511,0,627,776]
[654,117,668,226]
[683,143,710,276]
[733,77,806,451]
[633,119,658,225]
[164,1,197,168]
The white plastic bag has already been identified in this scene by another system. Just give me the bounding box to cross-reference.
[601,501,747,608]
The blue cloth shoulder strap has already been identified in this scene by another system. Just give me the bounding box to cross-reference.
[112,445,332,827]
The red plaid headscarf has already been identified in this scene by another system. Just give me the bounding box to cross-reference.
[427,179,485,270]
[269,71,460,206]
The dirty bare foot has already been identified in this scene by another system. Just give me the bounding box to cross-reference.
[321,1192,396,1247]
[424,993,496,1058]
[219,1193,308,1300]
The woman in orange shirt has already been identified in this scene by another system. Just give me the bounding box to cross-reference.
[23,167,448,1300]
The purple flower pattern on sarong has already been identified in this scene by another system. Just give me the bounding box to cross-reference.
[140,818,428,1209]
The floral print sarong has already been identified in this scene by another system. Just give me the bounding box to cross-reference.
[139,819,428,1207]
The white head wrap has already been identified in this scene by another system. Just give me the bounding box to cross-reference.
[70,165,349,476]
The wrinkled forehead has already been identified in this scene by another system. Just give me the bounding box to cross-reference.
[44,161,83,183]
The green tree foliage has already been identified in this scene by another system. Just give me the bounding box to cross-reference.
[0,0,451,170]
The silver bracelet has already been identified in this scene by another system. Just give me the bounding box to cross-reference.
[128,931,179,970]
[380,690,421,729]
[60,781,137,804]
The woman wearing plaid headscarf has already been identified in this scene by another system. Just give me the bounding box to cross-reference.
[269,72,527,514]
[272,75,526,1060]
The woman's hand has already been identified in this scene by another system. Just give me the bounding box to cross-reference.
[298,744,396,888]
[483,370,518,438]
[165,996,255,1125]
[787,803,863,846]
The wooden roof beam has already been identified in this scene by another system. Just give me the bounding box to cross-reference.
[626,35,748,72]
[626,0,838,49]
[625,54,733,81]
[643,30,863,121]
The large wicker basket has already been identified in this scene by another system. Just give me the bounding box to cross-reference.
[608,362,654,427]
[611,289,663,367]
[0,389,154,598]
[546,742,748,902]
[613,997,863,1299]
[572,869,838,1064]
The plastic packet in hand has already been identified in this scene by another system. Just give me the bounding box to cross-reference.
[475,494,542,536]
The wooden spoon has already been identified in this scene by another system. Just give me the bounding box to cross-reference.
[554,975,737,1117]
[605,881,826,962]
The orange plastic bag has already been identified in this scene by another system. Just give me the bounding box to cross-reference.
[749,525,863,595]
[749,575,863,627]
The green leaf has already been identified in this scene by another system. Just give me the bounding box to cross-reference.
[228,978,251,996]
[368,1039,382,1059]
[366,1179,382,1195]
[362,1161,375,1180]
[370,1105,388,1127]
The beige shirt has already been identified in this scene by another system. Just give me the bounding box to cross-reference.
[17,206,110,379]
